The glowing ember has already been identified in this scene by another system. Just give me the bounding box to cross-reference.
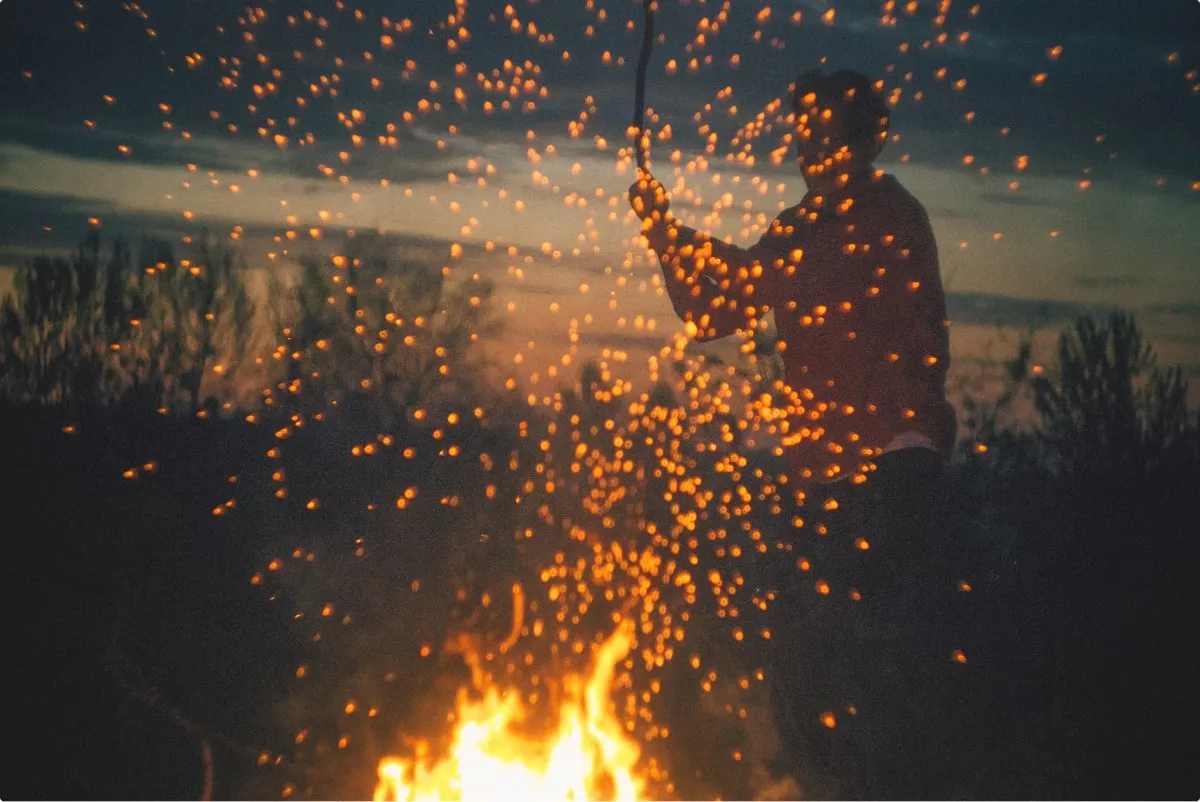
[374,622,642,802]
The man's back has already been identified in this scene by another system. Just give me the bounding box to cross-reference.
[763,171,956,484]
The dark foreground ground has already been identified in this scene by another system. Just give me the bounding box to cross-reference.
[3,407,1198,800]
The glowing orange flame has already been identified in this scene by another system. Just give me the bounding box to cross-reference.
[375,622,642,801]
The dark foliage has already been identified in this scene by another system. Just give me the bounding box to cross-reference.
[2,236,1198,799]
[0,234,255,412]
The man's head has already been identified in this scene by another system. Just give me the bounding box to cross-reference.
[791,70,890,190]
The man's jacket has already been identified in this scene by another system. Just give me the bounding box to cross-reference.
[644,168,957,486]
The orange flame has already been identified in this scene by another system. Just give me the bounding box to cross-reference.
[374,622,642,801]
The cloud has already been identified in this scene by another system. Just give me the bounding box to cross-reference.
[577,330,672,354]
[967,1,1200,42]
[979,191,1055,207]
[1143,302,1200,319]
[946,291,1110,329]
[1073,275,1141,290]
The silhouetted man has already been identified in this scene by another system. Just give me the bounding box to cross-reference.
[630,69,961,797]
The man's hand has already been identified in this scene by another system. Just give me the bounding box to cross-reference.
[628,170,670,224]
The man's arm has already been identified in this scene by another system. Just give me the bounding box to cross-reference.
[639,207,795,342]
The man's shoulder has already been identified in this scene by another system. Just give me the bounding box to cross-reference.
[767,172,930,237]
[775,200,809,223]
[874,172,930,220]
[761,203,811,242]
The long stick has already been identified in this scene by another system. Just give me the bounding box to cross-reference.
[633,1,656,170]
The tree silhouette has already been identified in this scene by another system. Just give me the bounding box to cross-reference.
[120,236,255,413]
[1029,311,1194,484]
[269,234,501,423]
[0,235,255,412]
[1017,315,1200,800]
[0,235,136,406]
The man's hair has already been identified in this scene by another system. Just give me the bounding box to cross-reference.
[791,69,890,154]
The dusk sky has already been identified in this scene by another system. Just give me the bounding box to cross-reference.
[4,5,1200,799]
[1,0,1198,392]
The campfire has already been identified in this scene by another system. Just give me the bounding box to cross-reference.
[374,621,644,801]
